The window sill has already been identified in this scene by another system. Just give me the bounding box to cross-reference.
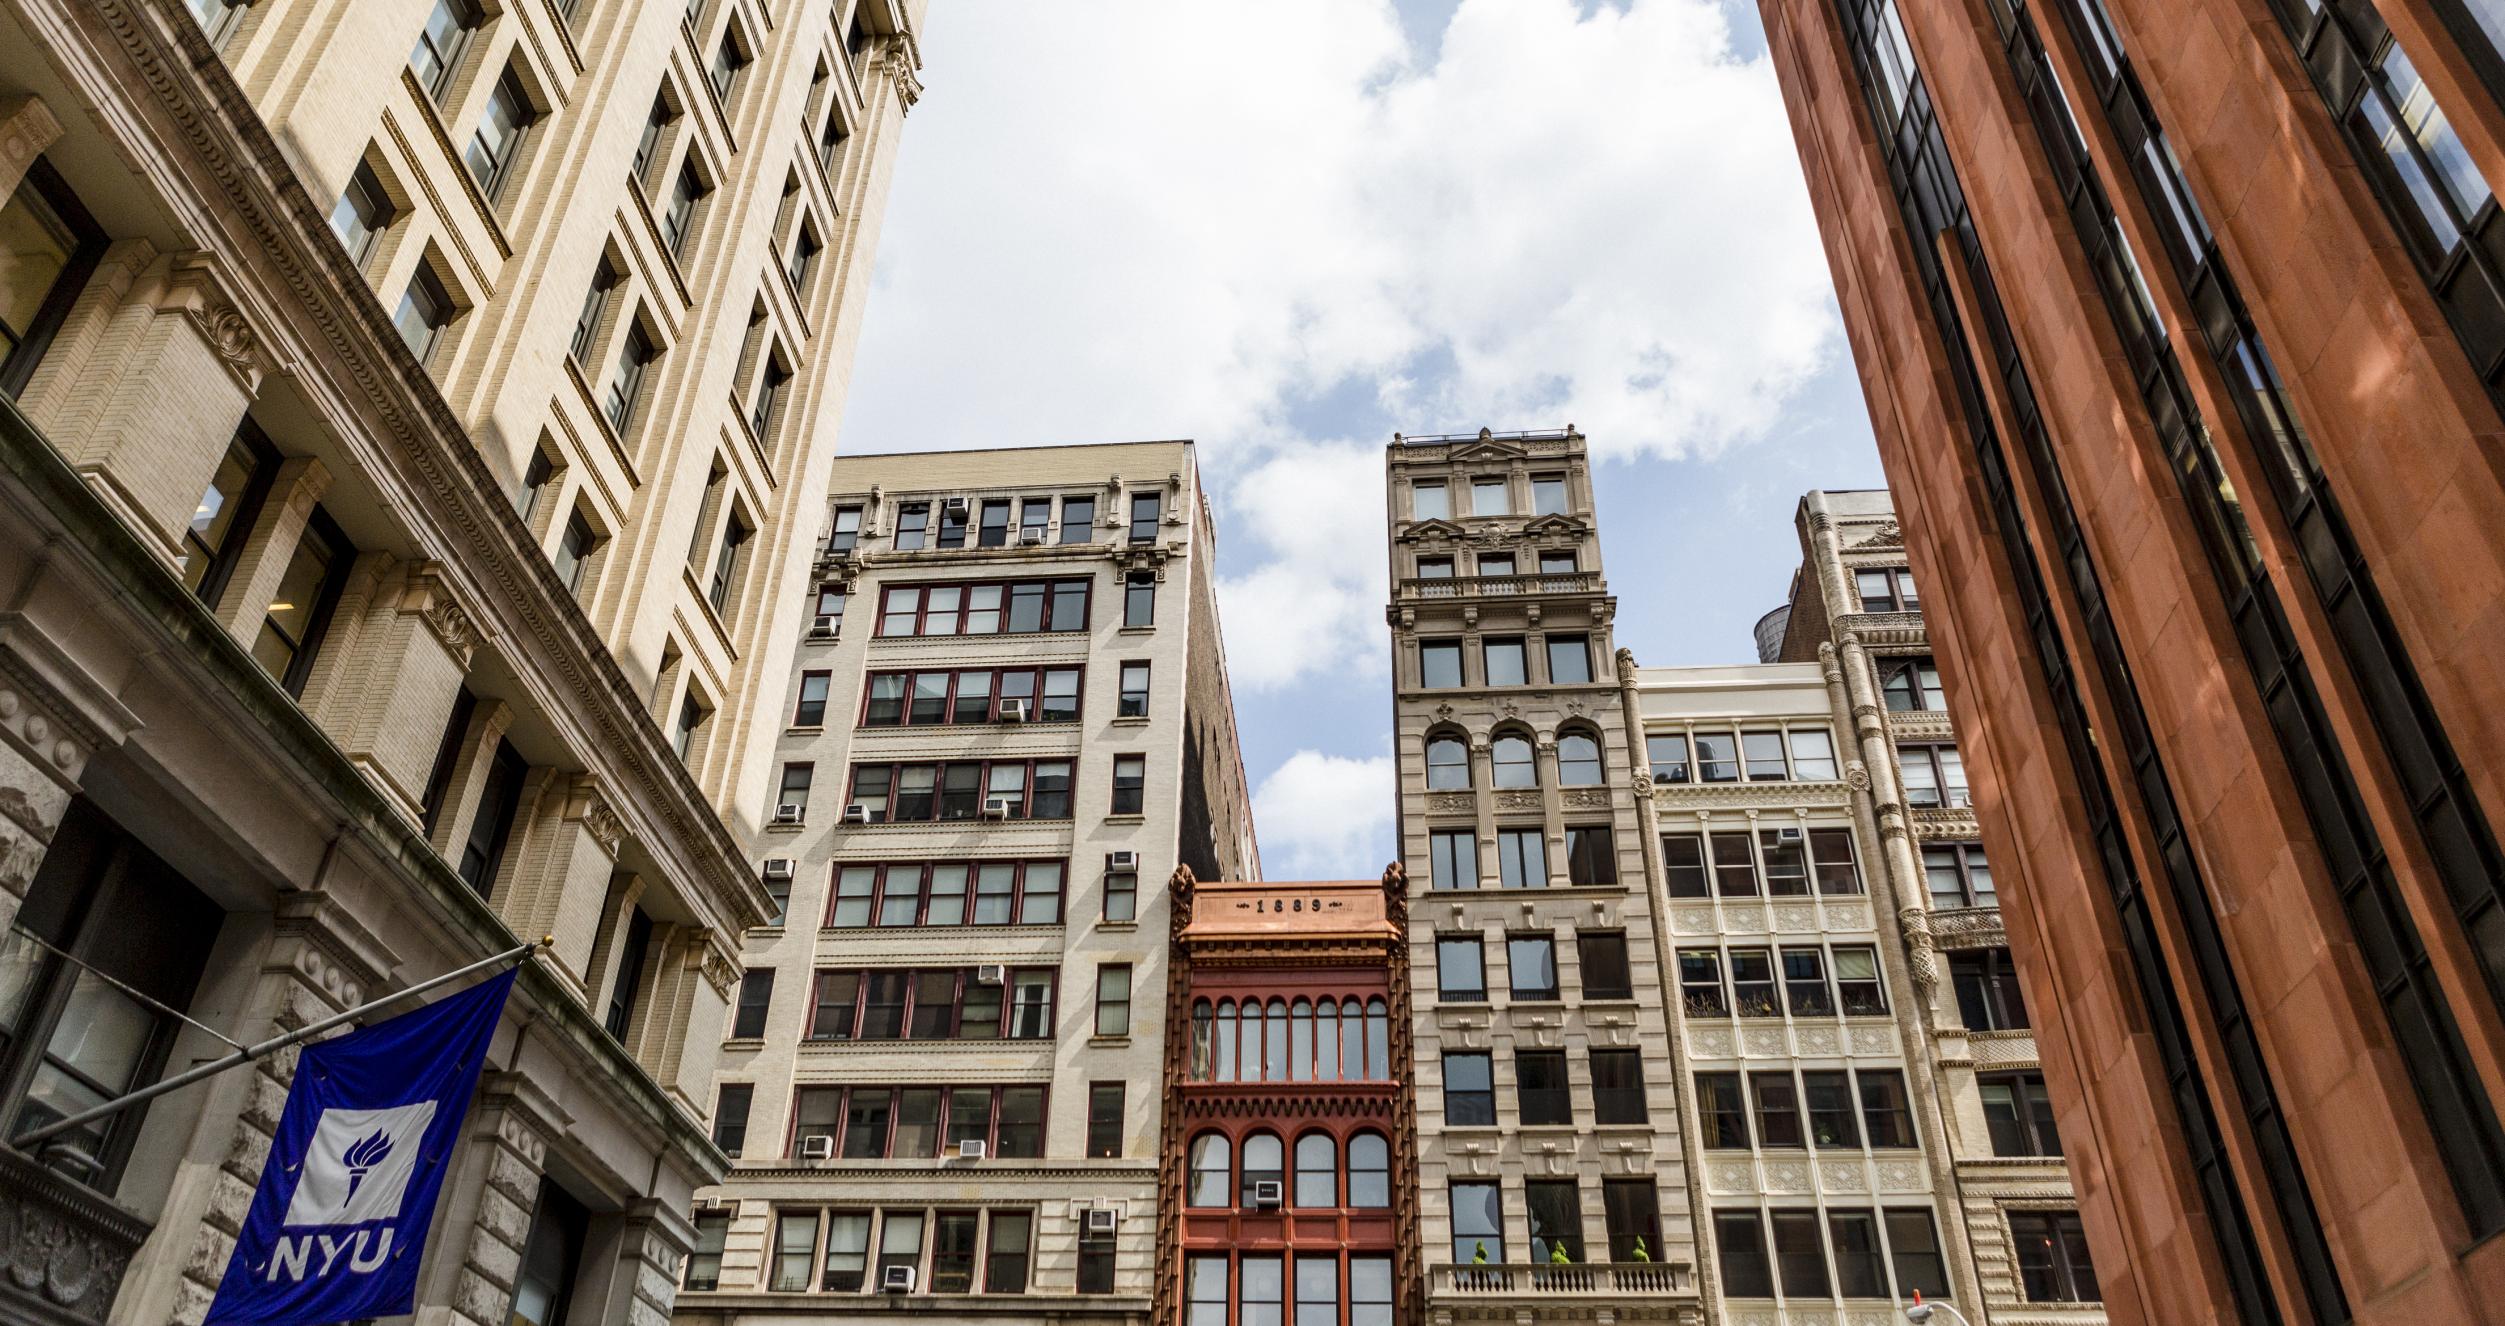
[1088,1035,1131,1049]
[786,725,825,736]
[721,1036,764,1049]
[1110,716,1150,727]
[1117,625,1155,635]
[762,820,804,834]
[1103,814,1146,825]
[1096,920,1138,933]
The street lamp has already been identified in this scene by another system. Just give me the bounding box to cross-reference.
[1903,1296,1974,1325]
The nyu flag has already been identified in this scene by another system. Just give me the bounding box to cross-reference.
[206,967,517,1325]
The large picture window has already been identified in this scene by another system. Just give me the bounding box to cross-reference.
[826,861,1064,928]
[876,578,1091,636]
[844,760,1075,822]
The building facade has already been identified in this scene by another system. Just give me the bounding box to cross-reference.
[673,441,1258,1324]
[1383,427,1706,1323]
[0,0,919,1321]
[1762,0,2505,1321]
[1158,867,1418,1326]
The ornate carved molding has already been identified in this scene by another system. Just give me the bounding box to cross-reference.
[1899,906,1937,997]
[0,1147,149,1325]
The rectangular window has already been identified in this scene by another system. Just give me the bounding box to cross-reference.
[1951,949,2029,1030]
[1981,1072,2063,1157]
[1483,637,1528,686]
[710,1083,751,1157]
[1451,1181,1505,1263]
[1899,744,1967,807]
[408,0,479,98]
[1545,633,1592,683]
[181,425,278,603]
[1663,833,1709,897]
[1715,1211,1773,1298]
[793,671,831,727]
[1678,949,1728,1016]
[1803,1070,1861,1148]
[1078,1232,1117,1293]
[394,263,456,363]
[1412,479,1449,519]
[1443,1051,1496,1126]
[1564,825,1616,886]
[1508,934,1559,1001]
[1416,554,1454,579]
[1238,1255,1282,1323]
[1739,729,1787,781]
[1691,731,1740,784]
[1924,842,1995,909]
[929,1209,979,1292]
[1647,734,1690,784]
[1496,829,1546,888]
[1532,473,1568,515]
[1751,1072,1803,1148]
[663,162,709,255]
[553,506,599,594]
[1104,870,1138,922]
[1119,661,1151,717]
[1437,935,1487,1001]
[708,509,752,614]
[771,1210,818,1292]
[978,1210,1030,1293]
[1697,1072,1748,1147]
[1576,931,1632,1000]
[1602,1179,1660,1263]
[1886,1209,1951,1300]
[776,763,813,818]
[1526,1179,1583,1263]
[709,27,751,100]
[1096,964,1132,1037]
[995,1086,1045,1157]
[1772,1209,1830,1298]
[457,739,526,893]
[1518,1049,1572,1126]
[791,1086,841,1155]
[1829,1209,1887,1298]
[1810,827,1863,894]
[1430,830,1480,890]
[331,161,396,267]
[2012,1211,2100,1302]
[1111,754,1146,815]
[1420,639,1464,687]
[685,1210,727,1290]
[893,501,928,548]
[822,1213,870,1291]
[604,318,656,431]
[894,1088,940,1158]
[1124,572,1155,626]
[1781,947,1834,1016]
[732,969,773,1038]
[1760,830,1809,896]
[1788,728,1839,779]
[1855,566,1919,611]
[1059,495,1095,542]
[632,95,672,182]
[1538,549,1577,574]
[1294,1255,1338,1326]
[464,69,537,200]
[1591,1048,1648,1124]
[876,1212,924,1288]
[1015,498,1051,543]
[1128,492,1161,543]
[975,498,1011,547]
[1085,1082,1123,1158]
[934,499,968,548]
[1470,475,1509,515]
[874,578,1090,636]
[1859,1068,1917,1149]
[1833,946,1885,1015]
[815,585,847,634]
[1881,656,1946,711]
[1187,1256,1227,1325]
[1709,832,1759,896]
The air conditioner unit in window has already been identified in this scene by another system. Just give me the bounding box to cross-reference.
[942,496,969,513]
[808,614,838,639]
[798,1135,834,1160]
[1084,1207,1121,1234]
[1251,1180,1283,1208]
[982,797,1013,820]
[976,963,1007,985]
[957,1139,988,1161]
[762,858,795,881]
[1106,849,1140,871]
[771,804,804,826]
[1018,527,1046,546]
[1775,826,1804,843]
[881,1265,917,1293]
[998,699,1030,722]
[1947,791,1972,808]
[842,804,871,825]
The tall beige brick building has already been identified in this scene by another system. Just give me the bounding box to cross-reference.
[0,0,920,1321]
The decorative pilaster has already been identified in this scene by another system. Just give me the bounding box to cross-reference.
[0,93,64,207]
[210,453,332,647]
[434,1073,567,1326]
[492,774,625,997]
[426,698,516,868]
[0,615,139,934]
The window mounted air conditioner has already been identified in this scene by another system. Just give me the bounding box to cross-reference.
[1106,849,1140,871]
[957,1139,988,1160]
[771,804,805,826]
[1947,791,1972,809]
[808,614,838,639]
[762,858,795,881]
[1251,1180,1284,1208]
[982,797,1014,820]
[976,963,1007,984]
[798,1135,834,1160]
[881,1265,917,1293]
[842,804,872,825]
[1084,1207,1120,1234]
[942,496,969,513]
[1775,826,1804,843]
[1018,527,1046,546]
[998,699,1030,723]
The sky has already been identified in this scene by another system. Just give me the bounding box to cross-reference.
[834,0,1888,879]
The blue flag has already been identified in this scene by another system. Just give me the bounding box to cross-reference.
[206,967,517,1325]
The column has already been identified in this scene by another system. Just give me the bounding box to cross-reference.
[0,619,139,935]
[582,872,649,1021]
[424,1073,566,1326]
[304,563,477,819]
[427,698,517,865]
[0,93,63,207]
[493,775,625,996]
[210,454,332,648]
[622,925,735,1113]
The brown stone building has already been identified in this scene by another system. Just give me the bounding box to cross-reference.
[1759,0,2505,1323]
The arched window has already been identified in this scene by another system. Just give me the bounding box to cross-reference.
[1294,1132,1338,1208]
[1214,1000,1237,1083]
[1291,999,1314,1082]
[1347,1132,1390,1208]
[1492,734,1537,788]
[1558,731,1604,786]
[1426,734,1470,790]
[1265,999,1289,1081]
[1191,1000,1213,1080]
[1241,1132,1284,1207]
[1316,998,1341,1080]
[1365,997,1390,1079]
[1188,1133,1231,1207]
[1339,997,1364,1078]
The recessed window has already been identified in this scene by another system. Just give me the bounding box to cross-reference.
[604,317,657,431]
[457,739,526,894]
[775,762,813,818]
[552,505,600,594]
[1742,729,1790,780]
[1925,842,1996,908]
[1855,565,1920,611]
[181,424,278,605]
[1836,945,1886,1014]
[1860,1068,1917,1148]
[464,69,538,200]
[1412,479,1448,519]
[751,346,792,438]
[1128,491,1161,543]
[1646,734,1689,783]
[1695,731,1740,782]
[1123,571,1156,626]
[662,161,711,256]
[1952,948,2029,1030]
[393,264,456,363]
[1532,473,1567,515]
[568,257,618,367]
[1539,549,1577,574]
[1425,734,1469,789]
[1451,1181,1505,1264]
[1578,930,1632,1000]
[1981,1072,2063,1157]
[1881,656,1946,711]
[1470,475,1509,515]
[408,0,480,100]
[1437,934,1486,1002]
[1517,1050,1571,1125]
[1118,661,1150,717]
[1110,754,1145,815]
[1420,639,1463,688]
[2012,1211,2100,1302]
[1443,1052,1495,1126]
[788,220,822,290]
[1095,964,1131,1037]
[819,105,850,170]
[793,670,831,726]
[1546,633,1592,683]
[1484,637,1527,685]
[707,1085,750,1160]
[1899,743,1968,807]
[1508,933,1559,1001]
[673,689,711,761]
[1558,732,1603,785]
[1491,735,1536,788]
[1429,829,1478,890]
[1592,1048,1647,1124]
[1086,1083,1124,1158]
[252,510,352,695]
[1788,729,1839,779]
[1495,827,1545,888]
[732,970,773,1038]
[632,94,674,183]
[186,0,248,42]
[1478,552,1515,577]
[1715,1211,1773,1299]
[709,25,752,101]
[0,160,105,398]
[1060,494,1097,543]
[1697,1072,1747,1146]
[1678,949,1727,1015]
[330,160,396,266]
[1103,870,1137,922]
[1564,824,1615,886]
[1417,555,1454,579]
[708,507,753,614]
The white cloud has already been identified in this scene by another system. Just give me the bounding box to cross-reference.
[1252,751,1399,879]
[840,0,1838,692]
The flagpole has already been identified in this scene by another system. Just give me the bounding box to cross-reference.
[10,936,547,1152]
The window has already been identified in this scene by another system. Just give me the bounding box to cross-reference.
[732,969,773,1038]
[1242,1132,1285,1206]
[1517,1050,1572,1125]
[1591,1048,1648,1124]
[1470,475,1509,515]
[394,263,456,362]
[861,666,1083,727]
[553,507,599,594]
[1603,1180,1661,1263]
[1952,949,2029,1030]
[711,1083,752,1156]
[672,690,710,760]
[685,1210,727,1290]
[565,259,620,368]
[1103,867,1138,921]
[1118,661,1150,717]
[1899,744,1967,807]
[818,104,850,171]
[1128,491,1161,542]
[1425,734,1470,789]
[180,425,277,604]
[252,511,352,695]
[1430,830,1478,889]
[1412,479,1449,519]
[1527,1179,1582,1262]
[1240,1256,1284,1324]
[1788,729,1839,779]
[892,501,929,548]
[1694,731,1740,781]
[1564,825,1615,886]
[788,220,822,290]
[663,161,710,255]
[987,1211,1033,1293]
[632,95,673,183]
[1187,1255,1227,1324]
[822,505,863,555]
[1811,828,1862,894]
[709,26,751,100]
[1477,552,1515,578]
[1730,949,1779,1017]
[1417,555,1454,579]
[1444,1052,1496,1126]
[1484,638,1528,686]
[1532,473,1568,515]
[1496,828,1546,889]
[1881,657,1946,711]
[1804,1070,1861,1148]
[604,317,656,431]
[1491,735,1536,787]
[876,578,1091,636]
[465,70,537,200]
[813,584,847,636]
[1420,639,1463,688]
[773,763,812,822]
[1761,829,1809,896]
[1111,754,1146,815]
[1751,1072,1803,1148]
[813,1212,868,1291]
[806,968,1056,1040]
[1294,1132,1337,1208]
[1697,1072,1748,1146]
[1075,1228,1117,1294]
[1347,1133,1390,1207]
[1123,571,1155,626]
[1782,947,1834,1016]
[511,1182,587,1323]
[1451,1181,1505,1263]
[791,671,831,727]
[1982,1072,2063,1157]
[1557,732,1603,784]
[976,498,1011,547]
[1924,842,1995,908]
[330,161,395,266]
[1678,949,1728,1016]
[2012,1210,2100,1301]
[1709,832,1759,896]
[1059,494,1097,543]
[0,161,104,397]
[1508,934,1559,1001]
[1096,965,1132,1037]
[1538,549,1577,574]
[1742,730,1790,780]
[1715,1211,1773,1298]
[1085,1082,1123,1158]
[1438,935,1487,1001]
[1577,931,1632,1000]
[1835,946,1886,1015]
[408,0,479,99]
[825,861,1062,929]
[877,1212,923,1288]
[604,906,650,1040]
[1886,1209,1951,1300]
[1545,633,1592,684]
[1187,1133,1232,1207]
[751,348,791,438]
[1663,833,1709,897]
[1855,566,1919,611]
[1826,1209,1887,1298]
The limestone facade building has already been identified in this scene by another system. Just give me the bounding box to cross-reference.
[0,0,919,1321]
[1383,427,1705,1323]
[673,441,1258,1324]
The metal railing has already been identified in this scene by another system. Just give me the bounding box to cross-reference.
[1432,1261,1691,1296]
[1394,426,1579,446]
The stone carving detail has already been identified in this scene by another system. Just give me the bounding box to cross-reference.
[1722,909,1767,935]
[1688,1025,1735,1058]
[1560,788,1611,809]
[422,596,474,661]
[1761,1158,1810,1194]
[1899,906,1937,996]
[580,791,624,855]
[1741,1026,1786,1058]
[193,300,258,372]
[1493,791,1540,811]
[1851,521,1903,549]
[1849,1025,1896,1056]
[1669,905,1717,935]
[698,945,739,999]
[1795,1025,1840,1056]
[1820,1160,1867,1193]
[1771,904,1815,933]
[0,1147,148,1323]
[1425,792,1472,816]
[1844,760,1871,791]
[1821,901,1873,931]
[1876,1159,1927,1192]
[1707,1160,1755,1194]
[1930,905,2007,951]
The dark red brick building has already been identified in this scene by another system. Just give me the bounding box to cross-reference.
[1760,0,2505,1322]
[1153,867,1421,1325]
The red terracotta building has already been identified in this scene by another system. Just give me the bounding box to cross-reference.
[1760,0,2505,1322]
[1154,867,1421,1325]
